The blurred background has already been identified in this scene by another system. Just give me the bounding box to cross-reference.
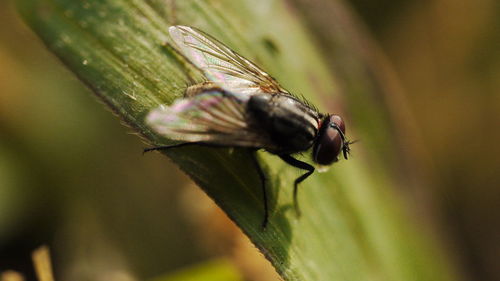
[0,0,498,280]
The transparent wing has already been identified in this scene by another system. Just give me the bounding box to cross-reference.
[146,91,273,148]
[169,25,286,100]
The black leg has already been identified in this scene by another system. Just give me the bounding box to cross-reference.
[250,151,269,229]
[143,142,204,154]
[146,144,270,229]
[279,154,315,216]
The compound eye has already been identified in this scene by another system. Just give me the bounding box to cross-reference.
[330,115,345,134]
[313,120,343,165]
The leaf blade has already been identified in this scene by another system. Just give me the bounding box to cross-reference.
[19,1,459,281]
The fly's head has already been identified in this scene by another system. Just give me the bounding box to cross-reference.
[312,115,352,165]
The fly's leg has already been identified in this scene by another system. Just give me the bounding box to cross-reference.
[145,144,270,229]
[144,141,232,154]
[143,142,204,154]
[278,154,315,216]
[250,151,269,229]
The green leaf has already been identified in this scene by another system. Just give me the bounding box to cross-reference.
[19,0,459,280]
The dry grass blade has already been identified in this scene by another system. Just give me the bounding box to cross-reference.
[32,246,55,281]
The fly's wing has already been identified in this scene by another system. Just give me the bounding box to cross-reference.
[146,91,273,148]
[169,25,286,100]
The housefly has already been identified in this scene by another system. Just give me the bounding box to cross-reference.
[146,26,352,227]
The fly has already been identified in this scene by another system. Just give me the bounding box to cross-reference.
[145,26,352,228]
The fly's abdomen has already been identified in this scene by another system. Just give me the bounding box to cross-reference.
[247,94,319,154]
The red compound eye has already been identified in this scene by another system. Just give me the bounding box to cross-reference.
[313,115,345,165]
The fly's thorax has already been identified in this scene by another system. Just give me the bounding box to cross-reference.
[247,94,320,154]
